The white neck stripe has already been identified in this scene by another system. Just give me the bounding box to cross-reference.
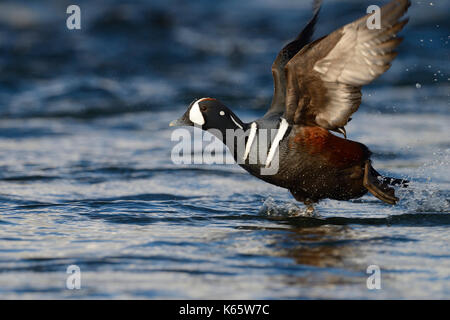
[243,122,257,161]
[230,115,243,130]
[265,118,289,168]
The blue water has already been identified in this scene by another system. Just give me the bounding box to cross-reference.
[0,0,449,299]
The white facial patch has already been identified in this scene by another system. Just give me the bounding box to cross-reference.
[189,100,205,126]
[219,111,225,116]
[243,122,257,161]
[265,118,289,168]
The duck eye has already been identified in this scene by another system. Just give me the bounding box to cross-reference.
[219,111,225,116]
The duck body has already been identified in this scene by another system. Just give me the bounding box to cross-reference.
[170,0,411,207]
[228,118,370,204]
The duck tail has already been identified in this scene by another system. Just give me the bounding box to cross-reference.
[363,160,408,205]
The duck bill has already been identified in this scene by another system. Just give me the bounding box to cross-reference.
[169,113,193,127]
[169,118,187,127]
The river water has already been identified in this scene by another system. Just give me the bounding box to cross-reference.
[0,0,448,299]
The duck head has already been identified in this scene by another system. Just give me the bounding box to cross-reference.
[169,98,245,132]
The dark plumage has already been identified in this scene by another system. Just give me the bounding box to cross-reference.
[170,0,410,208]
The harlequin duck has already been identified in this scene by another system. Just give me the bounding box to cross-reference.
[170,0,410,209]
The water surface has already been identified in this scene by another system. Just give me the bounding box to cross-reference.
[0,0,449,299]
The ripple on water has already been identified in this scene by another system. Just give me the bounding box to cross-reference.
[0,0,448,299]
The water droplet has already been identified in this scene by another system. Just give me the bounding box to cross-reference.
[416,83,422,89]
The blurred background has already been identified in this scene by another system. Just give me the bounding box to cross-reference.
[0,0,448,118]
[0,0,448,299]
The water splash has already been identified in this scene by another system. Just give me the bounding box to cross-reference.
[399,182,449,213]
[258,197,318,217]
[398,149,450,213]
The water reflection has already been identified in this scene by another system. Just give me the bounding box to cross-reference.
[281,225,358,269]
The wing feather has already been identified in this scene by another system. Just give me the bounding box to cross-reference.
[265,0,322,118]
[284,0,410,131]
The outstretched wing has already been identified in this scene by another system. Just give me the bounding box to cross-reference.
[284,0,410,132]
[265,0,322,118]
